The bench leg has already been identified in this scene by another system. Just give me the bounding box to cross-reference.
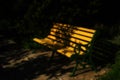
[90,61,97,72]
[49,50,56,61]
[70,60,79,76]
[87,55,98,72]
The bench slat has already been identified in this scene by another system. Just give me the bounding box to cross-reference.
[72,30,94,37]
[71,34,92,42]
[75,27,95,33]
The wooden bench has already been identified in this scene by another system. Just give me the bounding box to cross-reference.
[33,23,98,76]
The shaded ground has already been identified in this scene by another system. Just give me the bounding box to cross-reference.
[2,38,120,80]
[0,44,109,80]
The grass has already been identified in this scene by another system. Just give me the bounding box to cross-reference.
[98,50,120,80]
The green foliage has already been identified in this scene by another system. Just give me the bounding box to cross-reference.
[98,51,120,80]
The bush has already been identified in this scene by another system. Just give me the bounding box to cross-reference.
[98,50,120,80]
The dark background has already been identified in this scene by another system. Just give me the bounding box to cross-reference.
[0,0,120,47]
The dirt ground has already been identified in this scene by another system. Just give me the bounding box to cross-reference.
[1,49,110,80]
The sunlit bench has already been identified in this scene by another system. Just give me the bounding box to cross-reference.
[33,23,98,76]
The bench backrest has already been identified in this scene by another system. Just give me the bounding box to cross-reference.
[69,27,96,55]
[47,23,72,46]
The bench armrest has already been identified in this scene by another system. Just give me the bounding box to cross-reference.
[74,42,91,54]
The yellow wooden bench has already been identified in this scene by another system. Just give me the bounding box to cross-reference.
[33,23,98,76]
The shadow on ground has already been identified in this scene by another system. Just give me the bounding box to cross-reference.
[0,45,75,80]
[0,39,119,80]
